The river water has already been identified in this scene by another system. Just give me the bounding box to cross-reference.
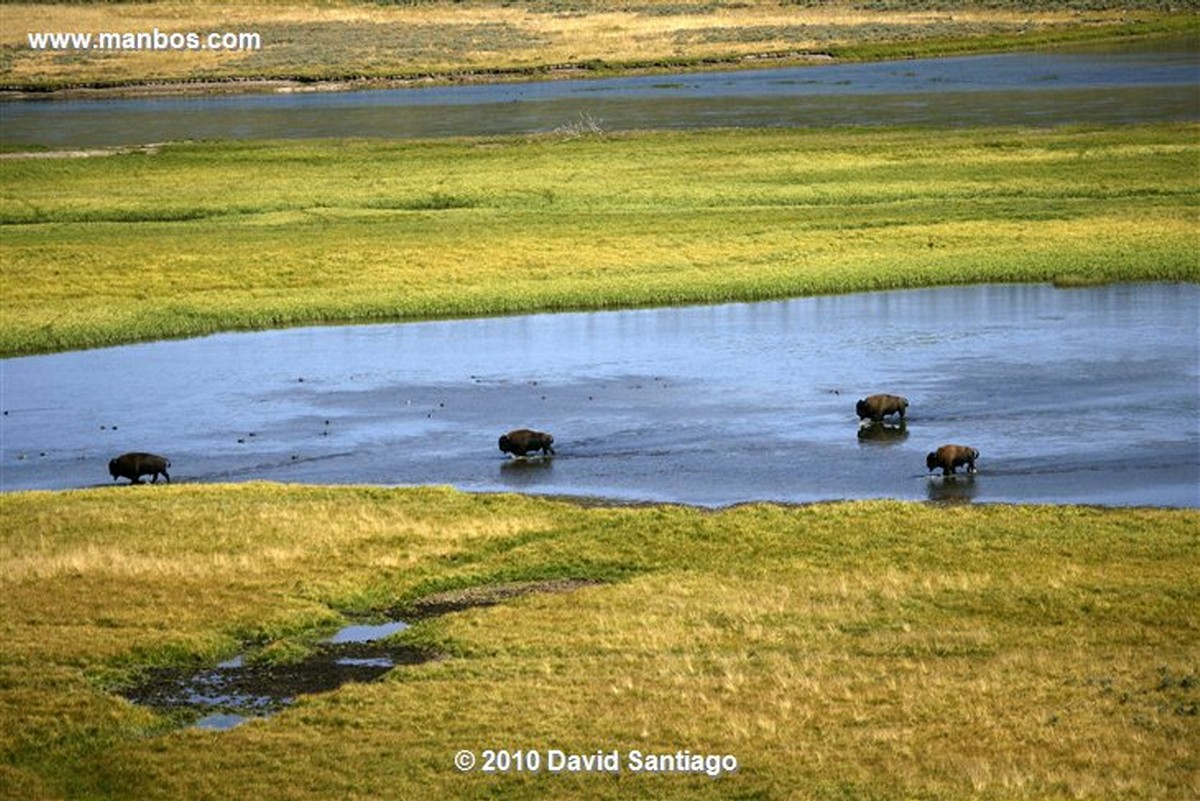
[1,39,1197,148]
[2,42,1197,506]
[3,284,1197,507]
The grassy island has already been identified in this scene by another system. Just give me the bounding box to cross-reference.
[3,123,1197,356]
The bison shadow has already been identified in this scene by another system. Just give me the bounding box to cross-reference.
[498,455,555,489]
[856,420,908,446]
[499,455,554,471]
[926,474,979,503]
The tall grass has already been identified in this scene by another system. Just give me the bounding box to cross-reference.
[1,485,1196,799]
[2,124,1197,355]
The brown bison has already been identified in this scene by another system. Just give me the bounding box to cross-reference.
[109,452,171,484]
[498,429,555,457]
[925,444,979,476]
[856,394,908,422]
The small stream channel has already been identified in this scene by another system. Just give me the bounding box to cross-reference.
[123,619,420,731]
[120,580,599,730]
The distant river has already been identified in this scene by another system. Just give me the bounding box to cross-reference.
[1,38,1197,148]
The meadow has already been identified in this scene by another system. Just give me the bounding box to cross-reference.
[2,5,1198,799]
[1,1,1193,93]
[3,123,1198,356]
[1,485,1197,800]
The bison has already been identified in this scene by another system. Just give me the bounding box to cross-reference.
[925,444,979,476]
[856,394,908,422]
[498,429,555,458]
[108,452,171,484]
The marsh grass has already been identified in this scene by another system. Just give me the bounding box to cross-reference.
[3,124,1197,355]
[0,485,1196,799]
[0,2,1192,91]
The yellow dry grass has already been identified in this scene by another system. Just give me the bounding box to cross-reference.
[1,485,1196,799]
[0,1,1159,89]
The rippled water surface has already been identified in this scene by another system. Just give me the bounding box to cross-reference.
[3,284,1197,506]
[2,40,1196,147]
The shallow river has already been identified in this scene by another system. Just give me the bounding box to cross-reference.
[3,284,1197,507]
[2,39,1197,148]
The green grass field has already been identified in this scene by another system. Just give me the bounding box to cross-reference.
[2,6,1198,798]
[3,123,1197,356]
[1,485,1196,800]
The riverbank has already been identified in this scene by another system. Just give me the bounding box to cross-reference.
[3,123,1197,357]
[1,484,1196,799]
[2,1,1193,98]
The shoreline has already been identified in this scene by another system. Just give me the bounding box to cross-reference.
[3,17,1191,103]
[0,51,838,102]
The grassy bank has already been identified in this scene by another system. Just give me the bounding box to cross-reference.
[1,484,1196,799]
[3,123,1198,356]
[1,1,1194,93]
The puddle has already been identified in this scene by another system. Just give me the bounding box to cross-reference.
[120,579,600,730]
[123,619,420,731]
[194,713,250,731]
[326,621,408,645]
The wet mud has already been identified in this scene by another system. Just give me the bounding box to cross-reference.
[120,579,601,730]
[399,578,606,620]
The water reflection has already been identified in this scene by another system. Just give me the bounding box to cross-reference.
[857,421,909,446]
[500,455,555,489]
[927,475,980,504]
